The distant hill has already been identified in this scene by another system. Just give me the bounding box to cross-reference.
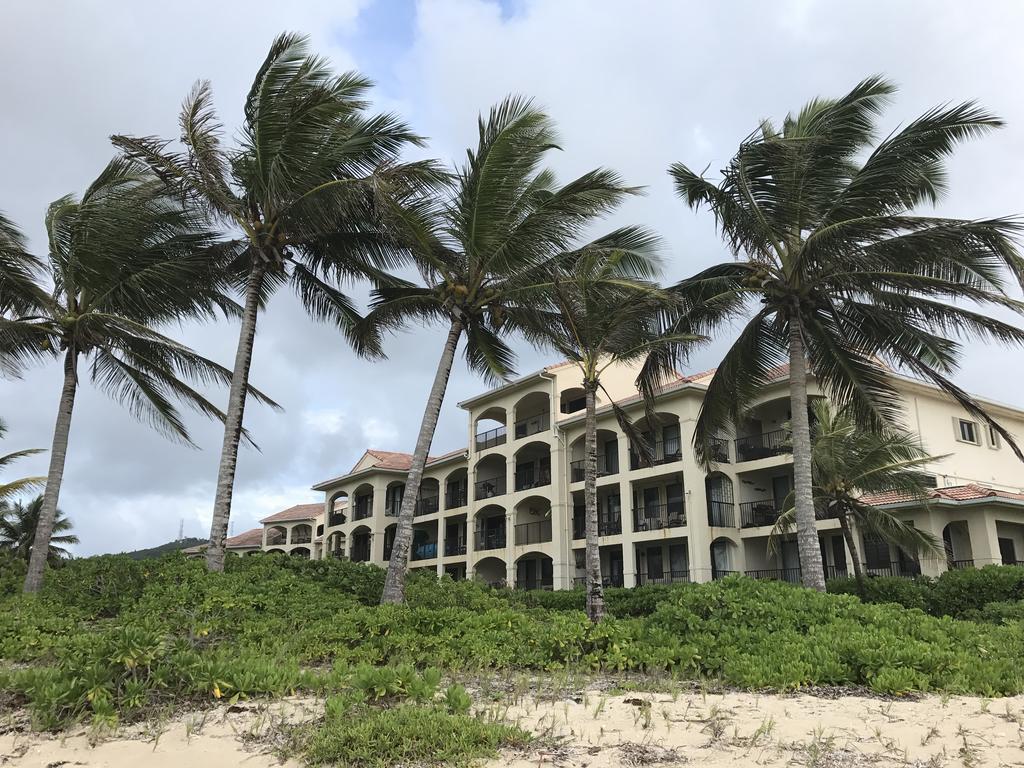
[121,537,205,560]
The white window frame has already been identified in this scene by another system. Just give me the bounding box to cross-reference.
[954,418,980,445]
[986,424,1001,450]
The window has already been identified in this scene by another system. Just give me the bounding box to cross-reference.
[956,418,979,445]
[987,425,1001,450]
[921,474,938,488]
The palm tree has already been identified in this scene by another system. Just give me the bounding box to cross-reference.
[0,213,44,322]
[0,158,263,593]
[769,400,943,591]
[509,246,713,621]
[0,417,44,504]
[360,97,647,604]
[0,495,78,562]
[112,33,440,572]
[670,76,1024,591]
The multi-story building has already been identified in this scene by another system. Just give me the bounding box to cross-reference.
[296,360,1024,589]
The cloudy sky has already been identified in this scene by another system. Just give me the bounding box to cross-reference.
[2,1,1023,554]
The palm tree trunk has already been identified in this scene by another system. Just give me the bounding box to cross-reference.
[206,263,265,572]
[381,317,463,604]
[23,349,78,593]
[584,379,605,622]
[837,508,865,594]
[788,320,826,591]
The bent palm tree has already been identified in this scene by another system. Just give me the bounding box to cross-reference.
[0,417,44,503]
[0,495,78,562]
[0,213,44,321]
[671,76,1024,591]
[0,158,265,593]
[113,33,439,572]
[361,97,645,604]
[769,400,943,591]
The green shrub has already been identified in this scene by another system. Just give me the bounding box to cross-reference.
[927,565,1024,619]
[40,555,148,618]
[0,555,26,597]
[827,575,930,611]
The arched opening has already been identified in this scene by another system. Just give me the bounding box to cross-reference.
[326,531,346,559]
[706,473,735,527]
[734,395,803,462]
[474,504,506,551]
[515,552,554,590]
[942,521,974,569]
[265,548,285,555]
[569,429,619,483]
[560,387,587,415]
[475,406,507,450]
[513,391,550,439]
[444,467,469,510]
[635,538,689,585]
[265,525,287,546]
[328,491,348,527]
[411,521,439,561]
[513,441,551,491]
[629,412,682,469]
[474,556,506,588]
[415,478,441,516]
[290,524,312,545]
[474,454,507,500]
[572,487,625,539]
[382,523,397,560]
[352,483,374,521]
[385,481,405,517]
[513,495,552,545]
[350,525,372,562]
[711,537,738,579]
[290,547,311,559]
[631,474,685,531]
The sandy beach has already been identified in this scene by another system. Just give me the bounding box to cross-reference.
[2,691,1022,767]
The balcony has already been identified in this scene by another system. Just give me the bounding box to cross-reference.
[708,437,730,463]
[514,414,549,440]
[474,476,507,500]
[445,488,468,509]
[865,560,924,577]
[739,499,782,528]
[328,510,345,527]
[569,456,617,483]
[384,502,402,518]
[514,468,551,492]
[353,503,373,521]
[711,568,739,580]
[475,528,507,551]
[632,503,686,532]
[745,567,802,584]
[637,569,690,586]
[414,495,439,517]
[734,429,791,462]
[475,425,507,450]
[350,543,371,562]
[572,511,623,539]
[411,542,438,561]
[949,559,975,570]
[291,531,312,545]
[629,440,683,470]
[707,501,735,527]
[443,539,467,557]
[513,519,552,546]
[573,573,625,588]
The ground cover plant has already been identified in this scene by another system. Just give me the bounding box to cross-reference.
[1,554,1024,747]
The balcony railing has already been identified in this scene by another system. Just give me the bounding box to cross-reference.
[414,495,439,517]
[514,414,549,440]
[353,502,373,520]
[865,560,924,577]
[949,559,975,570]
[350,545,371,562]
[745,567,802,584]
[572,511,623,539]
[445,487,468,509]
[328,511,345,527]
[475,426,507,450]
[474,476,507,500]
[629,440,683,470]
[708,437,730,463]
[734,429,791,462]
[514,469,551,491]
[739,499,782,528]
[711,568,739,580]
[443,539,467,557]
[637,569,690,586]
[411,542,437,561]
[513,519,552,546]
[632,503,686,532]
[707,500,735,527]
[569,457,617,483]
[291,532,312,544]
[825,565,849,579]
[384,502,402,518]
[475,527,506,550]
[573,574,625,588]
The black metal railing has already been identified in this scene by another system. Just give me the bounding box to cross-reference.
[411,542,437,561]
[384,501,402,517]
[708,437,730,463]
[569,457,617,483]
[291,532,312,544]
[865,560,923,577]
[328,511,345,527]
[513,519,552,546]
[746,567,802,584]
[572,511,623,539]
[444,539,466,557]
[825,565,849,580]
[637,569,690,586]
[949,559,975,570]
[475,426,507,450]
[711,568,739,580]
[353,501,373,520]
[475,528,506,550]
[513,414,549,439]
[445,487,468,509]
[629,440,683,470]
[414,495,439,516]
[515,581,554,591]
[350,543,371,562]
[329,549,345,560]
[474,476,507,500]
[573,574,625,588]
[632,503,686,532]
[514,469,551,491]
[707,500,735,527]
[739,499,783,528]
[734,429,791,462]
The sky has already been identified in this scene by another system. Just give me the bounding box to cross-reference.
[2,1,1023,554]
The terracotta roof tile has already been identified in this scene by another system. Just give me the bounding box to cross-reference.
[357,447,466,473]
[225,528,264,548]
[260,503,322,524]
[860,483,1024,507]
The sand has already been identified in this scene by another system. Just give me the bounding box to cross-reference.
[2,691,1022,767]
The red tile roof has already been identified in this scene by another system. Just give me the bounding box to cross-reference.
[225,528,264,548]
[356,447,466,473]
[260,503,323,524]
[860,483,1024,507]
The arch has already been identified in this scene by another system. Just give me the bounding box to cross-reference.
[290,547,311,559]
[327,490,349,527]
[474,454,507,500]
[710,537,738,579]
[352,483,375,521]
[513,441,551,492]
[705,473,735,527]
[266,548,285,555]
[942,521,974,569]
[385,481,405,517]
[568,428,619,482]
[265,525,287,546]
[559,387,587,414]
[325,531,346,558]
[514,551,554,590]
[290,524,312,545]
[475,406,507,450]
[474,504,506,551]
[513,391,550,439]
[350,524,373,562]
[416,477,441,516]
[443,467,469,509]
[630,412,682,468]
[513,495,552,545]
[474,556,506,587]
[383,523,398,560]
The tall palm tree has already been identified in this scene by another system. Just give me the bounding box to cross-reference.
[670,76,1024,591]
[0,213,44,322]
[0,495,78,563]
[509,246,714,621]
[0,158,263,593]
[769,400,943,591]
[0,417,44,504]
[112,33,440,572]
[359,97,646,604]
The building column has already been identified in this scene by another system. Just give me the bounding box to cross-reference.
[621,539,637,588]
[436,519,446,577]
[618,476,636,586]
[967,511,1002,568]
[505,511,516,587]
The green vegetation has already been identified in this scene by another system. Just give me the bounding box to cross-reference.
[0,494,78,562]
[120,537,206,560]
[3,555,1024,741]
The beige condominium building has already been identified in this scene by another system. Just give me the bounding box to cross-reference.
[295,360,1024,589]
